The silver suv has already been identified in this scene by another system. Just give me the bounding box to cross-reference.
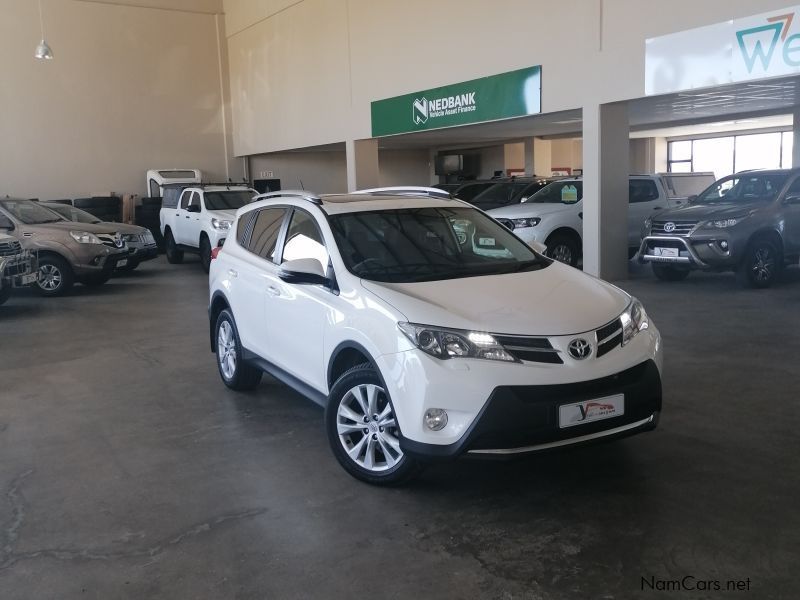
[639,169,800,288]
[0,198,129,296]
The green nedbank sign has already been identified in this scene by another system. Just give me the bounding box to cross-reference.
[371,66,541,137]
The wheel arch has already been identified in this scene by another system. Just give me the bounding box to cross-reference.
[545,227,583,255]
[208,290,231,352]
[746,227,784,256]
[327,341,382,392]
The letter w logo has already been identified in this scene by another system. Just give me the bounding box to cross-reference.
[736,21,784,73]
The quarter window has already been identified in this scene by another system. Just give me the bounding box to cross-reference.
[282,210,328,268]
[248,208,286,262]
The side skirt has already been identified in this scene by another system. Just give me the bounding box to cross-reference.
[241,349,328,407]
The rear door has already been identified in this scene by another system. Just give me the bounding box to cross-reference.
[780,176,800,253]
[628,178,664,249]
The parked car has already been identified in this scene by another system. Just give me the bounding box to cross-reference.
[41,203,157,271]
[0,232,38,305]
[146,168,202,198]
[469,177,561,211]
[208,188,663,485]
[639,169,800,288]
[0,198,129,296]
[487,174,706,267]
[434,180,498,202]
[160,184,257,272]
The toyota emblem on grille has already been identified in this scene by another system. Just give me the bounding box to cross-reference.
[114,235,124,248]
[663,222,676,233]
[568,338,592,360]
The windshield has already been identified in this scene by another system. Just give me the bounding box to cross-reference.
[525,181,582,204]
[0,200,65,224]
[45,204,100,224]
[329,207,550,283]
[204,191,254,211]
[696,173,788,204]
[470,182,529,208]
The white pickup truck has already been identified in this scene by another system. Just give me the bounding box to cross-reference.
[487,172,715,266]
[159,184,256,272]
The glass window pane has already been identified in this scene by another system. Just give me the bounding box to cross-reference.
[669,140,692,161]
[734,132,782,172]
[669,161,692,173]
[282,210,328,268]
[693,137,734,179]
[782,132,793,168]
[248,208,286,262]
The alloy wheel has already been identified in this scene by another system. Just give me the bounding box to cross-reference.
[39,264,62,291]
[550,244,573,265]
[336,383,402,472]
[752,246,775,283]
[217,320,237,379]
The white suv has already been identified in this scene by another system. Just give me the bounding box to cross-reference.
[160,185,256,272]
[208,188,663,485]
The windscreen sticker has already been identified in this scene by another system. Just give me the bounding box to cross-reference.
[478,237,496,246]
[561,185,579,203]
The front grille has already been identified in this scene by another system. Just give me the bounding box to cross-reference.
[651,220,698,236]
[96,233,124,249]
[0,240,22,257]
[494,335,563,364]
[595,317,623,358]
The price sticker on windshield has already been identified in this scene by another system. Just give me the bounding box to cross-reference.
[478,237,496,246]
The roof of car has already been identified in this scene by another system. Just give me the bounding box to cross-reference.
[247,190,471,215]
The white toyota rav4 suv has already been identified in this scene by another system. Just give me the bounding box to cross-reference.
[208,188,663,485]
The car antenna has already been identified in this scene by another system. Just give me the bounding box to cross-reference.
[299,179,305,190]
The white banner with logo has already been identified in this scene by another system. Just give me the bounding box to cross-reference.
[645,5,800,95]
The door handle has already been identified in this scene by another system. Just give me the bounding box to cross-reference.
[185,216,190,219]
[653,206,663,210]
[267,285,280,296]
[228,269,238,278]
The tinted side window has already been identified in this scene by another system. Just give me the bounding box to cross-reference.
[282,210,328,267]
[179,190,193,209]
[787,176,800,194]
[236,212,255,247]
[248,208,286,262]
[629,180,659,203]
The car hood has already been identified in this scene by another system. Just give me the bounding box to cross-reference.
[656,201,765,221]
[361,261,630,336]
[19,221,125,234]
[487,201,579,219]
[208,209,238,221]
[109,222,148,235]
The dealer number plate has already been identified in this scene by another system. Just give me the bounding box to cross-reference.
[21,273,38,285]
[558,394,624,428]
[654,247,678,258]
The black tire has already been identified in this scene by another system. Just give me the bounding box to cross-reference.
[200,236,212,273]
[0,286,11,306]
[737,238,781,289]
[545,233,580,267]
[652,264,691,282]
[165,230,184,264]
[325,364,424,486]
[215,309,262,391]
[36,254,74,297]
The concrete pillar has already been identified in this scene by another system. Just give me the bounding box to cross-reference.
[346,139,380,192]
[524,138,535,176]
[793,106,800,168]
[533,138,552,176]
[582,102,630,281]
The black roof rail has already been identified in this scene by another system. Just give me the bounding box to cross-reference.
[352,186,453,199]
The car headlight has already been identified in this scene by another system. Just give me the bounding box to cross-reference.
[620,299,649,346]
[703,216,746,229]
[510,217,541,229]
[69,231,102,244]
[211,218,231,230]
[398,322,517,362]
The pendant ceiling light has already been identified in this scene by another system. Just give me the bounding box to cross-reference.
[35,0,53,60]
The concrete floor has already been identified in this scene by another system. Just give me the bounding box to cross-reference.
[1,256,799,599]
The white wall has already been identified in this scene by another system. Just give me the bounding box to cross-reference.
[249,150,348,194]
[223,0,794,157]
[378,150,431,187]
[0,0,236,200]
[551,139,583,172]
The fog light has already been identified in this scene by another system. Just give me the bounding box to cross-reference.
[424,408,448,431]
[719,240,729,251]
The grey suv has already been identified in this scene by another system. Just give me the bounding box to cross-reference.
[638,169,800,288]
[0,198,129,296]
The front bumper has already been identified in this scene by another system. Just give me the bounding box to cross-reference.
[638,233,738,269]
[0,251,38,288]
[400,360,661,459]
[376,323,663,457]
[72,245,130,276]
[125,243,158,263]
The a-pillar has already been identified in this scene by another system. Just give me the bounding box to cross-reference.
[346,139,380,192]
[582,102,630,280]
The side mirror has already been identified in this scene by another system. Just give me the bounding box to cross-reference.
[530,241,547,254]
[782,194,800,205]
[186,204,201,213]
[279,258,329,286]
[520,196,530,203]
[687,195,698,204]
[0,215,14,230]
